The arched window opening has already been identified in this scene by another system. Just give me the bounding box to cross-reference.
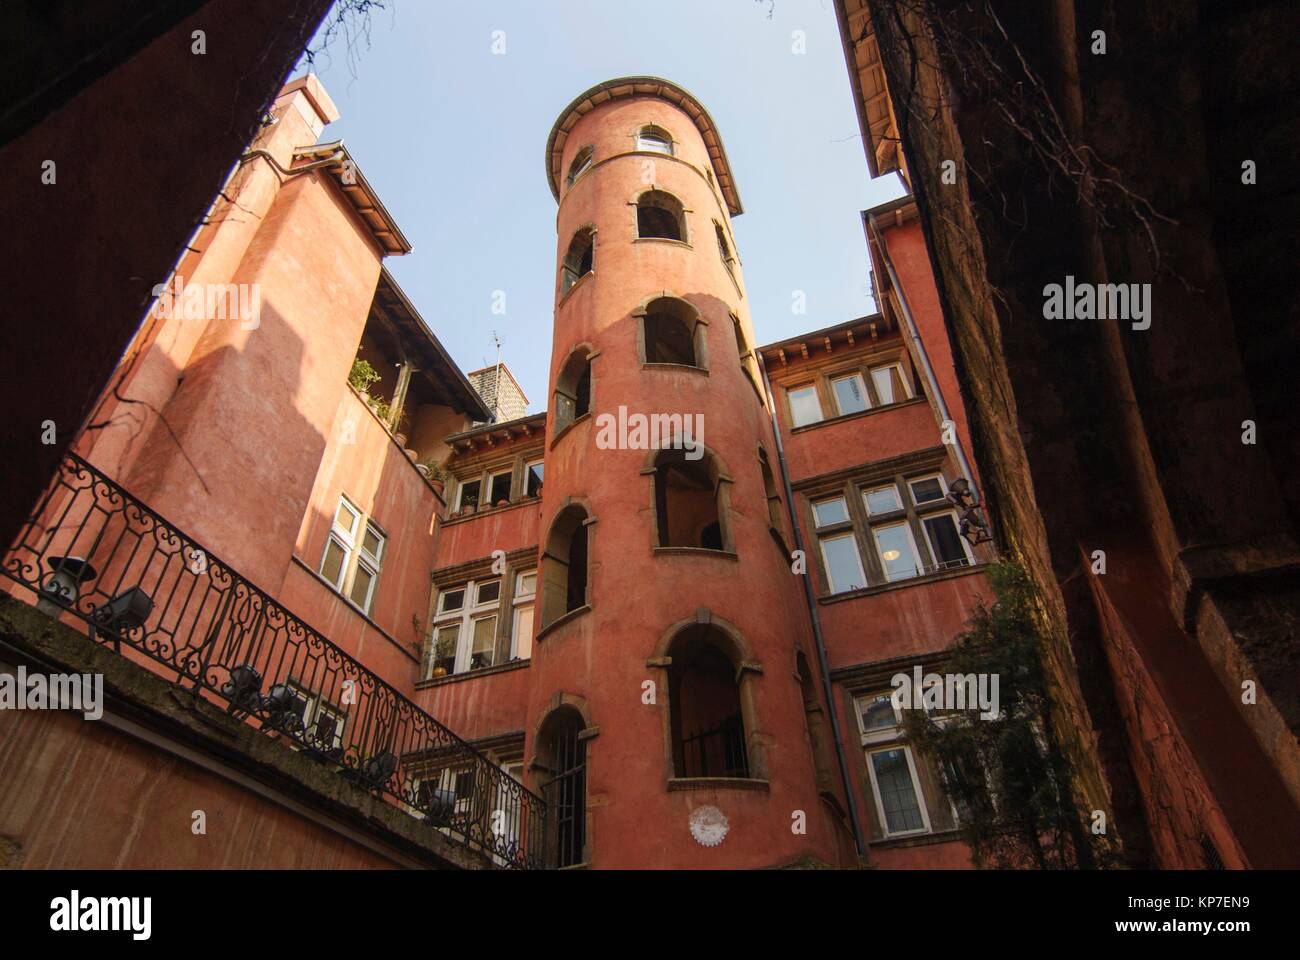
[715,223,733,266]
[566,145,593,187]
[669,627,749,779]
[636,190,685,241]
[542,504,590,626]
[562,228,594,294]
[536,707,587,867]
[654,448,724,550]
[796,651,834,789]
[641,297,703,368]
[554,350,592,433]
[759,448,784,533]
[637,125,674,155]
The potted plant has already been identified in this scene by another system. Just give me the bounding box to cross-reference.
[419,459,446,496]
[349,358,381,395]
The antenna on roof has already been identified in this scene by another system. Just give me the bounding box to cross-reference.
[491,331,503,423]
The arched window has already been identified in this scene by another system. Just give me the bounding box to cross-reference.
[636,190,685,241]
[715,222,733,267]
[668,626,749,779]
[553,349,592,433]
[541,504,589,626]
[640,296,705,369]
[796,651,835,790]
[566,145,593,187]
[653,447,729,551]
[561,227,594,294]
[536,707,587,867]
[637,125,674,155]
[758,447,784,533]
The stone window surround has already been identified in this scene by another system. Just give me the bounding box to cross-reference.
[797,448,979,596]
[427,546,538,678]
[777,345,921,431]
[645,608,768,788]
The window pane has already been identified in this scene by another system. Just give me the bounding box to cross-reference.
[334,501,358,536]
[320,539,347,588]
[639,133,672,154]
[431,624,459,675]
[872,749,925,833]
[909,476,945,504]
[874,524,920,581]
[788,386,822,427]
[490,472,512,504]
[439,588,465,613]
[516,570,537,597]
[812,497,849,527]
[476,580,501,605]
[349,563,375,610]
[513,604,534,660]
[863,485,902,515]
[924,513,970,568]
[831,374,869,415]
[362,525,383,559]
[820,534,866,594]
[872,365,908,405]
[859,694,898,732]
[470,616,497,670]
[459,480,481,509]
[526,461,544,497]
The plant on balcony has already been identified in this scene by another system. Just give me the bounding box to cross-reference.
[900,562,1119,869]
[349,357,381,394]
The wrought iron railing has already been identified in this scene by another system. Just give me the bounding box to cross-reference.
[1,453,548,869]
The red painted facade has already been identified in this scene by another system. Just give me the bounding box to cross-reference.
[32,75,997,869]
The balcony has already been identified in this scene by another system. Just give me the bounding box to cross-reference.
[1,454,550,869]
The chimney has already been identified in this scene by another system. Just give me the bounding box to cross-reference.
[273,74,340,141]
[467,363,528,424]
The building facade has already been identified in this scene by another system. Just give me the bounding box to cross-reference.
[2,73,1001,869]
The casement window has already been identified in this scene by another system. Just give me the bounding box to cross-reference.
[870,363,912,405]
[489,470,513,506]
[511,569,536,659]
[863,484,903,516]
[814,496,867,594]
[787,384,823,427]
[456,478,481,511]
[830,372,870,416]
[525,459,544,498]
[430,578,501,676]
[854,692,932,838]
[637,124,674,155]
[808,470,979,594]
[715,223,735,273]
[873,521,923,582]
[275,682,347,752]
[561,227,595,293]
[566,145,594,187]
[318,496,385,615]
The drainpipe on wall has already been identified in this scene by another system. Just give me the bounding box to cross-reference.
[866,212,979,494]
[760,361,867,861]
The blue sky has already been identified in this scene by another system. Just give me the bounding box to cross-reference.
[298,0,905,412]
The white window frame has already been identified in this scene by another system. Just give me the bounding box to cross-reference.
[872,520,924,583]
[863,483,903,516]
[818,531,867,595]
[870,362,913,405]
[511,569,536,660]
[431,577,502,677]
[347,518,385,614]
[488,469,513,506]
[866,745,932,838]
[566,146,594,187]
[830,371,871,416]
[282,681,347,752]
[812,495,850,528]
[319,497,360,590]
[525,459,544,498]
[919,508,975,570]
[907,472,948,506]
[787,383,823,427]
[637,125,674,155]
[456,477,483,511]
